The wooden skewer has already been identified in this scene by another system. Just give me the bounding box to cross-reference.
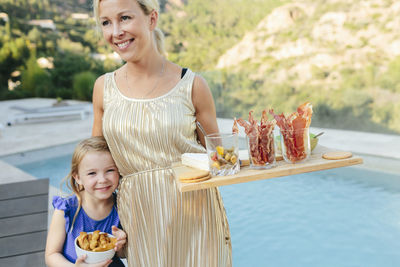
[196,121,207,136]
[314,132,324,138]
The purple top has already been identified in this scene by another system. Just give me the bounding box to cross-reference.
[52,195,120,263]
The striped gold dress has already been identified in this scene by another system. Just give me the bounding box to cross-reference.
[102,69,232,267]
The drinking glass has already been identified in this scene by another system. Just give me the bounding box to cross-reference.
[280,127,311,163]
[205,133,240,176]
[246,131,276,169]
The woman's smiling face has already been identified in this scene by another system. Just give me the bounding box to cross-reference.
[99,0,156,62]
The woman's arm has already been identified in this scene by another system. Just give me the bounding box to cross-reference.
[192,74,219,147]
[92,75,105,137]
[45,210,73,267]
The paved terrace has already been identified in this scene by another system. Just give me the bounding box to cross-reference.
[1,98,400,216]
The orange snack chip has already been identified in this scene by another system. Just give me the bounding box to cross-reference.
[77,231,117,252]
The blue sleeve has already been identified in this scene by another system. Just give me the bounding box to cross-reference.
[52,196,76,232]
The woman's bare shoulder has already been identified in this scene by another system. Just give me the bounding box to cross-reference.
[94,74,106,90]
[192,73,211,100]
[92,74,106,107]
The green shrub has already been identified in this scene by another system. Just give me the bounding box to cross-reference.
[378,56,400,93]
[20,52,52,97]
[72,71,96,101]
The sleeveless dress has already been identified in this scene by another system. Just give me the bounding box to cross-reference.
[102,69,232,267]
[52,195,124,266]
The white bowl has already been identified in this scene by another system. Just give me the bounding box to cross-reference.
[74,232,116,264]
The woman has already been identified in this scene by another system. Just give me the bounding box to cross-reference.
[92,0,232,266]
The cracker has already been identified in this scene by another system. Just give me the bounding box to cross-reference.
[178,170,210,180]
[179,174,211,182]
[322,151,352,160]
[180,175,211,183]
[240,159,250,167]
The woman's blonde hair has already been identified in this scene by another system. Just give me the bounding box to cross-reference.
[64,136,111,232]
[93,0,166,55]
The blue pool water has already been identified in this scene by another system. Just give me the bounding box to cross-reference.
[13,154,400,266]
[220,168,400,266]
[17,153,73,192]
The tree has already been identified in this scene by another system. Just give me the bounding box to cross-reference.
[0,37,30,95]
[20,50,51,97]
[72,71,96,101]
[50,50,92,95]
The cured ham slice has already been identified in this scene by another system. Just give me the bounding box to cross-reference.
[269,102,313,163]
[235,110,275,166]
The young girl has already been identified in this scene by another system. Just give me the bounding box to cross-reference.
[45,136,126,267]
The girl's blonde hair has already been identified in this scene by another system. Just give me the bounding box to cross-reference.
[93,0,166,55]
[64,136,111,232]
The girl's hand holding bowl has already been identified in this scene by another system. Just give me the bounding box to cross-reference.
[74,254,112,267]
[111,225,127,253]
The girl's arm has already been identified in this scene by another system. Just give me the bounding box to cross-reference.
[45,210,112,267]
[92,75,105,137]
[45,209,74,266]
[192,74,219,147]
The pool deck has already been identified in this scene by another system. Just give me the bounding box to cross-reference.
[0,98,94,229]
[1,98,400,216]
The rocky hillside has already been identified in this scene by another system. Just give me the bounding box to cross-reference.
[214,0,400,133]
[217,0,400,78]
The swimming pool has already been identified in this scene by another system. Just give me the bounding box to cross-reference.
[221,168,400,266]
[3,145,400,266]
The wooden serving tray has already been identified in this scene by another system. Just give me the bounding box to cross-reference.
[173,146,363,193]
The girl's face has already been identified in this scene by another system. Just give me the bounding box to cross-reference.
[74,151,119,201]
[99,0,157,62]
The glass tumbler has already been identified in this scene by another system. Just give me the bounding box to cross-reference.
[246,132,276,169]
[205,133,240,176]
[280,127,311,164]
